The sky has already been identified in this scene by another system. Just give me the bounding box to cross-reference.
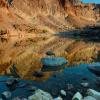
[82,0,100,4]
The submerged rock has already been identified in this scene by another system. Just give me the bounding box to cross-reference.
[41,57,68,71]
[28,89,53,100]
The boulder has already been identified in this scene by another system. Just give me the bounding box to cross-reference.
[28,89,53,100]
[41,57,68,71]
[87,89,100,100]
[72,92,83,100]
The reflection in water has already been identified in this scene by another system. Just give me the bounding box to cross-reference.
[0,37,9,43]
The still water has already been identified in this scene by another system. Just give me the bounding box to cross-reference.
[0,63,99,100]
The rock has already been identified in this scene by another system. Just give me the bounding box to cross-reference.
[12,97,21,100]
[6,78,19,90]
[41,57,68,71]
[87,64,100,76]
[6,78,19,85]
[28,89,53,100]
[87,89,100,100]
[33,70,44,77]
[72,92,83,100]
[66,84,74,90]
[1,91,12,100]
[10,64,20,78]
[82,77,88,81]
[60,90,66,96]
[46,50,55,56]
[82,96,96,100]
[53,97,63,100]
[28,85,37,91]
[21,98,28,100]
[80,82,89,88]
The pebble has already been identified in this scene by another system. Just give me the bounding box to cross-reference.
[66,84,74,90]
[80,82,89,88]
[60,90,66,96]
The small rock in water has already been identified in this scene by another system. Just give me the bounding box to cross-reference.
[83,96,96,100]
[33,70,44,77]
[60,90,66,96]
[28,85,37,91]
[28,89,53,100]
[1,91,12,99]
[53,96,63,100]
[46,50,55,56]
[87,89,100,100]
[66,84,74,90]
[80,82,89,88]
[72,92,83,100]
[21,98,28,100]
[12,97,21,100]
[6,78,19,87]
[82,77,88,81]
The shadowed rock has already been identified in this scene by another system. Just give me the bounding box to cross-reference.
[88,63,100,76]
[46,50,55,56]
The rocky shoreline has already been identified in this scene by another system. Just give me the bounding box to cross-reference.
[0,63,100,100]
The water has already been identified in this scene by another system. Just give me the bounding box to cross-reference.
[0,63,100,99]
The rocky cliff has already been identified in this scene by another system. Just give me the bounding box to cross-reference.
[0,0,99,31]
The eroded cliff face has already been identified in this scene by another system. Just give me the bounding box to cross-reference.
[0,0,99,30]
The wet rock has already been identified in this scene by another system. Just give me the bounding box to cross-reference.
[6,78,19,91]
[83,96,96,100]
[1,91,11,100]
[82,77,88,81]
[33,70,44,77]
[66,84,74,90]
[28,85,37,91]
[87,89,100,100]
[88,64,100,76]
[6,78,19,86]
[80,82,89,88]
[41,57,68,67]
[46,50,55,56]
[53,97,63,100]
[72,92,83,100]
[10,64,20,78]
[28,89,53,100]
[12,97,21,100]
[60,90,66,96]
[21,98,28,100]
